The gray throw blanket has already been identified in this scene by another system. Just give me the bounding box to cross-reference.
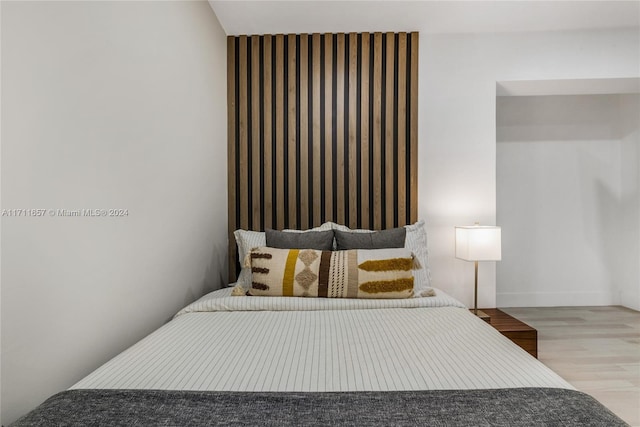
[13,387,628,426]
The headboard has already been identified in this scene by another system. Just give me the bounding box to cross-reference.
[227,32,419,282]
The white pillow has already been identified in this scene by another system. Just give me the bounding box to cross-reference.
[327,220,433,297]
[233,223,334,289]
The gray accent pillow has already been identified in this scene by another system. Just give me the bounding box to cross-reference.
[334,228,406,250]
[265,229,334,250]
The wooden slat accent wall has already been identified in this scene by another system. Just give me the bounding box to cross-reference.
[227,32,419,281]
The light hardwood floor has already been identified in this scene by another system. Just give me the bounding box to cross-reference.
[502,306,640,426]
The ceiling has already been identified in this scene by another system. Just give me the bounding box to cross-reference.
[209,1,640,36]
[497,78,640,96]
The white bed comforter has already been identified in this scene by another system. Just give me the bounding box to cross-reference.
[72,288,572,391]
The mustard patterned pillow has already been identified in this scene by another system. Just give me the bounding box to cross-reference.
[247,247,415,299]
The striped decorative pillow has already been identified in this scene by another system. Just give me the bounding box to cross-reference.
[247,247,415,299]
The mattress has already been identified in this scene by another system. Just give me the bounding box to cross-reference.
[72,287,572,392]
[18,288,628,426]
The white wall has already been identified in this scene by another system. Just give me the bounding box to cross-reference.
[1,1,228,423]
[420,28,639,308]
[619,95,640,310]
[496,94,633,307]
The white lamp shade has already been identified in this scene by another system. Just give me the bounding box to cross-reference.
[455,226,502,261]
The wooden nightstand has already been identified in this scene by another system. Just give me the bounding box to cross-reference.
[480,308,538,358]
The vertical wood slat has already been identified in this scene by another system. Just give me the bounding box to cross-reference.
[385,32,395,229]
[251,35,261,230]
[336,33,345,225]
[360,33,370,230]
[348,33,358,229]
[227,37,237,282]
[299,34,309,230]
[275,35,285,230]
[287,34,297,229]
[409,32,419,223]
[228,32,419,281]
[397,33,407,225]
[263,36,273,229]
[324,33,333,223]
[312,34,322,227]
[238,36,249,231]
[372,32,383,230]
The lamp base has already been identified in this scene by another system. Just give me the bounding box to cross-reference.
[470,309,491,322]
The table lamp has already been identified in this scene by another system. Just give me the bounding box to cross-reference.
[455,224,502,320]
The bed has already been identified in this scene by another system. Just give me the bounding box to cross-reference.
[13,286,627,426]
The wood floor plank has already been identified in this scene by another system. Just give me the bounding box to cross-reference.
[501,306,640,426]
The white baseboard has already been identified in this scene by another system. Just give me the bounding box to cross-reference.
[496,291,618,307]
[618,289,640,311]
